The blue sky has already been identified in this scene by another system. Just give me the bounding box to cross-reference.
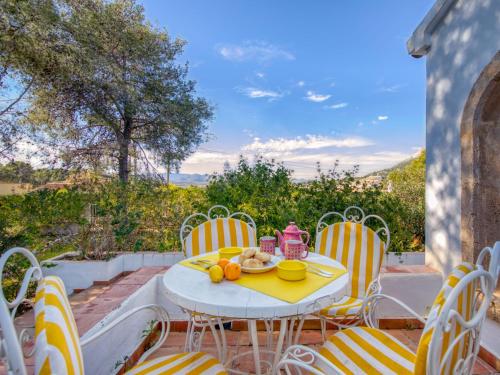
[141,0,433,178]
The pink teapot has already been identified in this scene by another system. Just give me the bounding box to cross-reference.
[275,222,310,254]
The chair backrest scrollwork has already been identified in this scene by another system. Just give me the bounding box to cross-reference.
[316,206,390,251]
[180,205,257,257]
[0,247,43,375]
[417,261,496,375]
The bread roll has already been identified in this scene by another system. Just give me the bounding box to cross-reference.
[255,252,271,263]
[243,248,256,258]
[242,258,263,268]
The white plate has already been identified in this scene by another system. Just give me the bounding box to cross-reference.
[231,254,281,274]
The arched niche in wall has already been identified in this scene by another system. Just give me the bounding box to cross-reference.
[461,52,500,263]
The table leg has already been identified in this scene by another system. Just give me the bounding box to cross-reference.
[217,317,228,363]
[272,318,288,373]
[286,317,296,348]
[248,320,262,375]
[294,316,305,345]
[263,319,274,350]
[207,317,225,363]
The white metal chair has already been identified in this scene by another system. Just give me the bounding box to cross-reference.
[314,206,390,336]
[276,244,499,375]
[0,247,226,375]
[180,205,257,258]
[179,205,257,359]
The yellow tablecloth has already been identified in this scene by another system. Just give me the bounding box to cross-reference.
[179,252,347,303]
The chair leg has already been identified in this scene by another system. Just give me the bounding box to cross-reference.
[320,317,327,342]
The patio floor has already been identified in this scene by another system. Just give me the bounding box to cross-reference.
[11,266,499,374]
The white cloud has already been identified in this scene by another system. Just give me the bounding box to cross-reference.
[327,102,348,110]
[240,87,283,100]
[217,41,295,62]
[242,135,373,153]
[378,84,404,93]
[181,147,413,179]
[243,128,257,138]
[377,115,389,121]
[297,80,305,87]
[305,91,331,102]
[256,72,265,78]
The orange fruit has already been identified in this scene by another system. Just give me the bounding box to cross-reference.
[218,258,230,269]
[209,265,224,283]
[224,262,241,281]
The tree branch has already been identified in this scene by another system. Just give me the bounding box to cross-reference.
[0,79,33,116]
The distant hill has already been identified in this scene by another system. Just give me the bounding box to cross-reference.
[364,157,415,178]
[167,173,209,186]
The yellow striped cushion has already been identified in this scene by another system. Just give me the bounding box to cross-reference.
[34,276,84,375]
[414,263,476,375]
[315,222,385,299]
[318,326,415,375]
[184,218,257,257]
[126,352,227,375]
[320,296,364,317]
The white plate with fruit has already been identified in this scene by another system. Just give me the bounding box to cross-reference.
[231,247,280,274]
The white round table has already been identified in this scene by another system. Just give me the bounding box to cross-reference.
[162,250,348,374]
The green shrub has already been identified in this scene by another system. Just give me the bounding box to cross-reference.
[206,157,424,253]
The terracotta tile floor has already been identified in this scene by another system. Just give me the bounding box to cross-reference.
[142,328,498,374]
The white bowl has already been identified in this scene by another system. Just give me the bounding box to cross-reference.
[230,255,281,274]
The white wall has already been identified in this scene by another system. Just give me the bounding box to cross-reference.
[424,0,500,275]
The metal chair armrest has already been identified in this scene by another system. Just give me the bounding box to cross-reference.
[80,304,170,365]
[276,344,345,375]
[362,293,426,328]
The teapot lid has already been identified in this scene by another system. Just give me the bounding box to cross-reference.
[284,222,301,234]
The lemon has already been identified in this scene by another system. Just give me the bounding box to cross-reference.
[209,265,224,283]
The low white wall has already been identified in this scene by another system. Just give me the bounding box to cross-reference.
[382,252,425,267]
[41,252,185,294]
[80,275,187,375]
[377,270,443,317]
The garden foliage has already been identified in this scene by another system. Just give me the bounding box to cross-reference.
[0,156,424,259]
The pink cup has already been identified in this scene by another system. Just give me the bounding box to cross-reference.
[260,236,276,255]
[284,240,309,260]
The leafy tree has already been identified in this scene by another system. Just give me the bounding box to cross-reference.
[25,0,212,183]
[0,160,69,185]
[386,150,425,246]
[207,157,295,235]
[0,160,33,182]
[0,0,62,158]
[387,151,425,206]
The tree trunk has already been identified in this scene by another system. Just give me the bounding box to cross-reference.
[166,160,171,185]
[118,143,129,183]
[118,119,132,183]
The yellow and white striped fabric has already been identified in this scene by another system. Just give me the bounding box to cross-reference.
[319,296,364,317]
[414,262,476,375]
[316,263,478,375]
[315,221,385,317]
[318,326,416,375]
[126,352,227,375]
[184,218,257,257]
[34,276,84,375]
